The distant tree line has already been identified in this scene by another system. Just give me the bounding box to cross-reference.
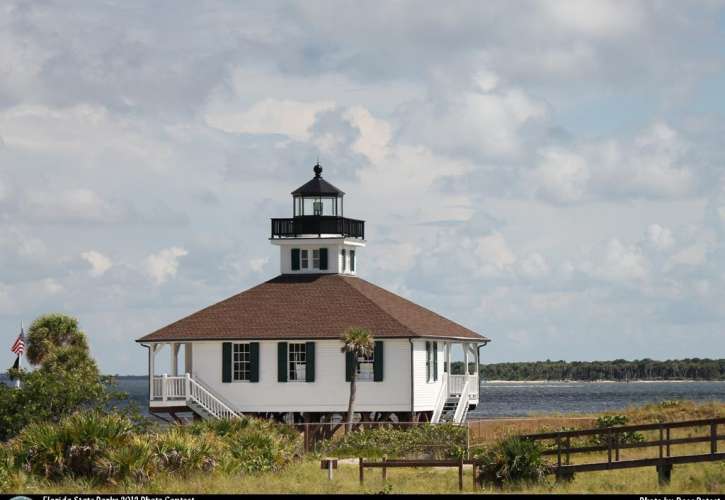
[448,358,725,381]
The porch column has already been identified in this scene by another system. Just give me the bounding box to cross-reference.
[170,343,179,376]
[445,341,451,375]
[184,343,193,375]
[149,343,162,400]
[463,343,469,378]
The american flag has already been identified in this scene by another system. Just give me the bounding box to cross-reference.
[11,327,24,356]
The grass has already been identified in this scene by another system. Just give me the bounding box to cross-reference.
[4,400,725,494]
[9,452,725,495]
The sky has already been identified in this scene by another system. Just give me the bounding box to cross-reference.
[2,0,725,375]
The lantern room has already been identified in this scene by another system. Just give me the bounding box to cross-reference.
[291,164,344,217]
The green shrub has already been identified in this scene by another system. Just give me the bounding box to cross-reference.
[594,415,645,445]
[95,436,157,485]
[318,423,467,459]
[476,436,554,487]
[15,410,134,480]
[154,428,222,476]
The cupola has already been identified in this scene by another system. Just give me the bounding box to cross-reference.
[270,163,366,275]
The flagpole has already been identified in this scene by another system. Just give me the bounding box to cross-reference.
[15,321,22,389]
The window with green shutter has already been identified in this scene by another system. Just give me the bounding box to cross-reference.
[345,351,354,382]
[222,342,232,383]
[305,342,315,382]
[250,342,259,383]
[433,342,438,381]
[426,341,431,383]
[291,249,300,271]
[278,342,288,382]
[373,341,383,382]
[319,248,328,270]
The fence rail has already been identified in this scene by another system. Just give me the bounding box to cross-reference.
[520,417,725,485]
[358,456,478,491]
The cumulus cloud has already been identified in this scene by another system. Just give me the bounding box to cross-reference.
[81,251,113,278]
[1,0,725,373]
[141,247,189,285]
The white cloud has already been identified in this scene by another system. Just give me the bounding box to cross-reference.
[205,97,336,139]
[645,224,674,250]
[475,232,517,270]
[140,247,189,285]
[81,250,113,278]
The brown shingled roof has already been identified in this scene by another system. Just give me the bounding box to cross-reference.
[136,274,488,342]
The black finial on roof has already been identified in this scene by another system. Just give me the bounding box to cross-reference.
[313,162,323,178]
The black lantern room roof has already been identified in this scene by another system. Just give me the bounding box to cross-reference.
[291,164,345,197]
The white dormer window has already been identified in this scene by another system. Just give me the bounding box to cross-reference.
[312,249,320,269]
[342,249,347,272]
[301,249,309,269]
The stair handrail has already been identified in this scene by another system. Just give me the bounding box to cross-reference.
[452,379,469,423]
[185,374,239,419]
[431,372,448,423]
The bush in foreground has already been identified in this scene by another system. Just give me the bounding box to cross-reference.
[476,436,554,487]
[0,412,302,491]
[317,423,466,459]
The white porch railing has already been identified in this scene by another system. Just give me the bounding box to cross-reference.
[431,372,448,424]
[452,379,469,423]
[448,374,479,401]
[151,374,239,420]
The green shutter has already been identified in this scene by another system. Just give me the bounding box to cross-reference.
[306,342,315,382]
[278,342,288,382]
[350,250,355,271]
[433,342,438,381]
[426,341,431,382]
[250,342,260,383]
[291,249,300,271]
[345,351,354,382]
[222,342,232,383]
[373,341,384,382]
[320,248,328,270]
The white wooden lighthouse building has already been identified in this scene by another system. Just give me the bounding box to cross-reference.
[137,165,490,425]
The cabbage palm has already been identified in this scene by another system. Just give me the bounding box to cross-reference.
[340,327,375,434]
[26,313,89,366]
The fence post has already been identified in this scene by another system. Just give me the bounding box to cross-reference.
[382,455,387,482]
[711,420,717,456]
[359,457,364,485]
[304,424,310,453]
[458,456,464,491]
[607,429,612,468]
[556,432,562,480]
[659,424,664,461]
[566,435,570,465]
[162,373,168,401]
[666,427,671,457]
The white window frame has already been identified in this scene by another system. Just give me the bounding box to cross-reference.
[288,342,307,382]
[341,249,347,272]
[312,249,320,269]
[233,342,251,382]
[301,249,309,269]
[357,351,374,382]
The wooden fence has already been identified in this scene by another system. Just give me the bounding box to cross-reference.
[521,417,725,485]
[358,456,478,491]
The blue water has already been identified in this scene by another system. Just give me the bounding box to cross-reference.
[469,381,725,418]
[6,378,725,418]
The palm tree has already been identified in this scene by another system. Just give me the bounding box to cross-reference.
[340,327,375,434]
[26,313,89,366]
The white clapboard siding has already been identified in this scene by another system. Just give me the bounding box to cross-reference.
[412,339,445,412]
[192,339,411,413]
[278,244,358,275]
